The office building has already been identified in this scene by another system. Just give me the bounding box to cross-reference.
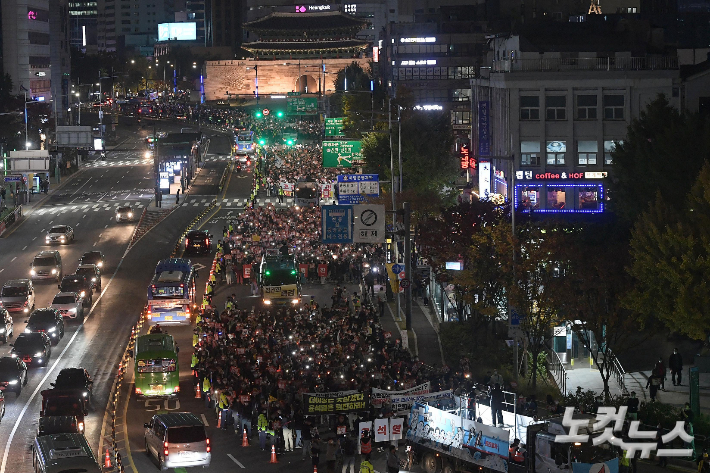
[69,1,98,52]
[97,0,174,54]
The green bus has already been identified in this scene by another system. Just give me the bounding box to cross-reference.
[134,333,179,397]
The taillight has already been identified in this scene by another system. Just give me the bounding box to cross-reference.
[135,387,142,394]
[185,238,189,246]
[79,422,84,432]
[164,441,169,456]
[164,449,169,456]
[164,441,169,448]
[205,238,209,245]
[206,438,210,452]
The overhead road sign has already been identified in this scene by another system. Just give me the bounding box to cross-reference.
[323,141,363,168]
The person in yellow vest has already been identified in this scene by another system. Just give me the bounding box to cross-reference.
[620,449,630,473]
[219,391,230,430]
[352,292,361,310]
[209,272,217,285]
[258,411,269,450]
[360,454,374,473]
[202,375,211,408]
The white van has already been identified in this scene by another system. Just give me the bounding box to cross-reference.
[144,412,211,470]
[32,433,101,473]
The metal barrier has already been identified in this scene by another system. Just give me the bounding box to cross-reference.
[547,348,568,395]
[608,349,627,395]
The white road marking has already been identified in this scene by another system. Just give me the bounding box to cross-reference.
[200,414,209,426]
[21,246,26,251]
[227,454,245,468]
[32,237,36,241]
[69,177,92,197]
[93,242,97,247]
[0,269,3,274]
[105,225,108,228]
[10,257,16,262]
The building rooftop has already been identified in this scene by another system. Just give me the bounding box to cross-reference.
[243,11,368,33]
[242,39,370,54]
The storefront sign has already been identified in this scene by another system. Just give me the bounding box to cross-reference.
[478,101,490,156]
[459,144,471,169]
[515,171,608,180]
[479,161,491,199]
[304,392,368,414]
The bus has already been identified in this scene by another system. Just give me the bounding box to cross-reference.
[234,130,255,160]
[146,258,196,325]
[294,181,319,207]
[33,433,101,473]
[134,333,179,397]
[259,250,301,306]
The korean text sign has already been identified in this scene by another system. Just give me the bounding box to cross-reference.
[304,392,369,414]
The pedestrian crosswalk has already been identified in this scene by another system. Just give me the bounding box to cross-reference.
[83,154,230,168]
[31,201,147,216]
[183,196,293,208]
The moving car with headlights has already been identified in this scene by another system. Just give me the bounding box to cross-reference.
[144,412,211,470]
[0,356,27,396]
[33,433,101,473]
[25,308,65,344]
[184,230,212,255]
[0,309,14,343]
[50,292,85,322]
[45,225,74,245]
[116,205,136,223]
[58,275,93,307]
[74,264,101,292]
[40,390,86,432]
[10,332,51,366]
[30,251,63,281]
[78,251,105,269]
[0,279,35,314]
[38,416,81,437]
[50,368,93,410]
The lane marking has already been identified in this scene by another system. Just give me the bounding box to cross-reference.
[22,246,26,251]
[10,257,16,262]
[227,454,245,468]
[32,237,36,241]
[200,414,209,427]
[0,269,3,274]
[0,249,127,473]
[69,177,92,197]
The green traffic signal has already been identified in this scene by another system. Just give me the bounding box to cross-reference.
[265,270,271,276]
[255,111,263,118]
[276,111,284,118]
[287,140,294,146]
[258,138,266,145]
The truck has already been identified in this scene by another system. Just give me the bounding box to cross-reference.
[258,249,301,306]
[406,401,619,473]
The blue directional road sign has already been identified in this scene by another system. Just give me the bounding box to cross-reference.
[510,307,521,326]
[391,264,403,274]
[321,205,353,244]
[337,174,379,205]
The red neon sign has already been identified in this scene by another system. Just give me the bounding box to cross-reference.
[459,144,471,169]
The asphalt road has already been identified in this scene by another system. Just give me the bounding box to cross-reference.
[0,119,233,472]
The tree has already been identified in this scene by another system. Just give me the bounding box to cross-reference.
[334,61,371,92]
[608,95,710,226]
[626,163,710,340]
[553,224,637,401]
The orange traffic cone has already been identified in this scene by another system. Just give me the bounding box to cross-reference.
[104,448,112,468]
[216,413,222,429]
[242,428,249,447]
[194,384,201,399]
[313,465,318,473]
[269,444,278,463]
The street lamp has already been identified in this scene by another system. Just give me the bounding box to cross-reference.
[75,92,81,125]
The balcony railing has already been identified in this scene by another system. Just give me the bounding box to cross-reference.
[492,56,679,73]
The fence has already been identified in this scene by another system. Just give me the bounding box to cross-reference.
[492,56,679,73]
[547,348,568,395]
[608,349,627,395]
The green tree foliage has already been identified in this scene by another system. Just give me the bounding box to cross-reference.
[627,163,710,340]
[608,95,710,225]
[553,224,637,402]
[334,61,371,92]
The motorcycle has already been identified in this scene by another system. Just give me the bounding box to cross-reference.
[236,163,242,174]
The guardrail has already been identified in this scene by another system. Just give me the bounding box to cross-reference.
[608,349,628,395]
[547,348,568,395]
[0,205,22,237]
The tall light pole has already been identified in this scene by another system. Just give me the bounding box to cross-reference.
[75,92,81,125]
[24,90,29,150]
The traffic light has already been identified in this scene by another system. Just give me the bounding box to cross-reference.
[286,139,294,146]
[255,110,263,119]
[276,110,284,118]
[258,138,266,146]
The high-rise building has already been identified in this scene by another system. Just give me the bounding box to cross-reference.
[69,1,98,52]
[1,0,71,120]
[186,0,210,46]
[97,0,174,54]
[210,0,242,50]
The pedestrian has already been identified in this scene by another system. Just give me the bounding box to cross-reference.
[627,391,639,420]
[310,437,321,470]
[283,415,294,452]
[669,348,683,386]
[341,434,357,473]
[225,262,234,285]
[655,358,666,390]
[258,410,269,450]
[491,383,504,426]
[386,445,400,473]
[359,454,374,473]
[646,373,661,401]
[490,369,504,387]
[278,186,284,203]
[176,188,180,205]
[326,438,338,473]
[377,287,387,317]
[302,417,313,460]
[698,453,709,473]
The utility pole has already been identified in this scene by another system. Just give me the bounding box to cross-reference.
[398,106,402,192]
[403,201,412,330]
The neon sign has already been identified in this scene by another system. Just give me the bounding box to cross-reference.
[28,10,37,20]
[516,171,608,180]
[459,144,471,170]
[400,37,436,43]
[514,183,605,214]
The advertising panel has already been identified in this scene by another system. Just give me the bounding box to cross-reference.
[158,22,197,41]
[407,402,510,473]
[479,161,491,199]
[478,101,490,156]
[371,382,431,407]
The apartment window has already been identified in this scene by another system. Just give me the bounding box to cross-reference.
[546,141,566,165]
[576,94,597,119]
[520,96,539,120]
[546,95,566,120]
[604,140,621,164]
[603,94,625,120]
[28,32,50,45]
[451,111,471,126]
[121,19,130,24]
[452,88,471,102]
[521,141,541,166]
[577,141,598,165]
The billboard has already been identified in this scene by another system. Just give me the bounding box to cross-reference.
[158,23,197,41]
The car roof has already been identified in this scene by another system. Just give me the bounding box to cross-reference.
[76,264,97,270]
[35,250,59,257]
[117,205,132,210]
[81,251,103,258]
[53,292,79,299]
[30,308,58,316]
[0,357,18,365]
[48,225,68,231]
[16,332,46,340]
[62,275,86,283]
[3,279,31,288]
[154,412,204,428]
[187,230,208,236]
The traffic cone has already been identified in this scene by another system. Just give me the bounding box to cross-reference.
[104,448,112,468]
[269,444,278,463]
[194,384,201,399]
[216,413,222,429]
[313,465,318,473]
[242,428,249,447]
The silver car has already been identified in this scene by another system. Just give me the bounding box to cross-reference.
[115,206,136,223]
[45,225,74,245]
[144,413,211,470]
[50,292,84,321]
[30,251,63,281]
[0,279,35,314]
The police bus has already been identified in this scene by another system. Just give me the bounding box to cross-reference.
[134,333,179,397]
[33,433,101,473]
[259,250,301,306]
[146,258,196,325]
[234,130,255,161]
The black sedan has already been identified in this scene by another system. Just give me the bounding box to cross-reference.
[25,308,65,344]
[185,230,213,254]
[10,333,51,366]
[51,368,93,409]
[78,251,105,270]
[58,275,93,307]
[0,357,27,396]
[115,205,136,223]
[74,264,101,292]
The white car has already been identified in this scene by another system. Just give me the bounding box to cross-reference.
[45,225,74,245]
[50,292,84,321]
